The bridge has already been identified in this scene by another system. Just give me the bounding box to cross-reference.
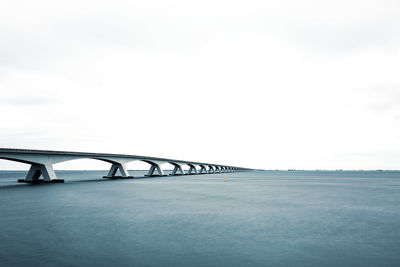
[0,148,250,183]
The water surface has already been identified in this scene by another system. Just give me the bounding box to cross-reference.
[0,170,399,266]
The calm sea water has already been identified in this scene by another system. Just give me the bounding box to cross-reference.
[0,170,399,267]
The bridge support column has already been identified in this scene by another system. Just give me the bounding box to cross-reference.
[103,162,133,179]
[18,163,64,184]
[208,166,214,174]
[187,164,198,175]
[199,165,207,174]
[171,164,185,175]
[146,163,165,177]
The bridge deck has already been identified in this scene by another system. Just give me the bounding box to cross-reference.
[0,148,229,167]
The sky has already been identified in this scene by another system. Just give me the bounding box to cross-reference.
[0,0,399,170]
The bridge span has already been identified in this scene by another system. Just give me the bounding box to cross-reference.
[0,148,250,183]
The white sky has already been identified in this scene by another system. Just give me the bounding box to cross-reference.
[0,0,399,170]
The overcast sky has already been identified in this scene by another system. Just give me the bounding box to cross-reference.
[0,0,399,170]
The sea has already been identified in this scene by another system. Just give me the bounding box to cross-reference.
[0,170,399,267]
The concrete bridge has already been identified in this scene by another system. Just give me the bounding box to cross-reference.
[0,148,250,183]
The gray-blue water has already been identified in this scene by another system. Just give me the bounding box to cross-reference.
[0,170,399,266]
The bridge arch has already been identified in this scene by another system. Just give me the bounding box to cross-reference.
[139,159,167,176]
[168,162,186,175]
[186,163,198,174]
[0,155,45,165]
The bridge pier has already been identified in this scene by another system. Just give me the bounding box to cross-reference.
[170,163,185,176]
[199,165,207,174]
[187,164,198,175]
[146,163,166,177]
[103,162,133,179]
[208,166,215,174]
[18,163,64,184]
